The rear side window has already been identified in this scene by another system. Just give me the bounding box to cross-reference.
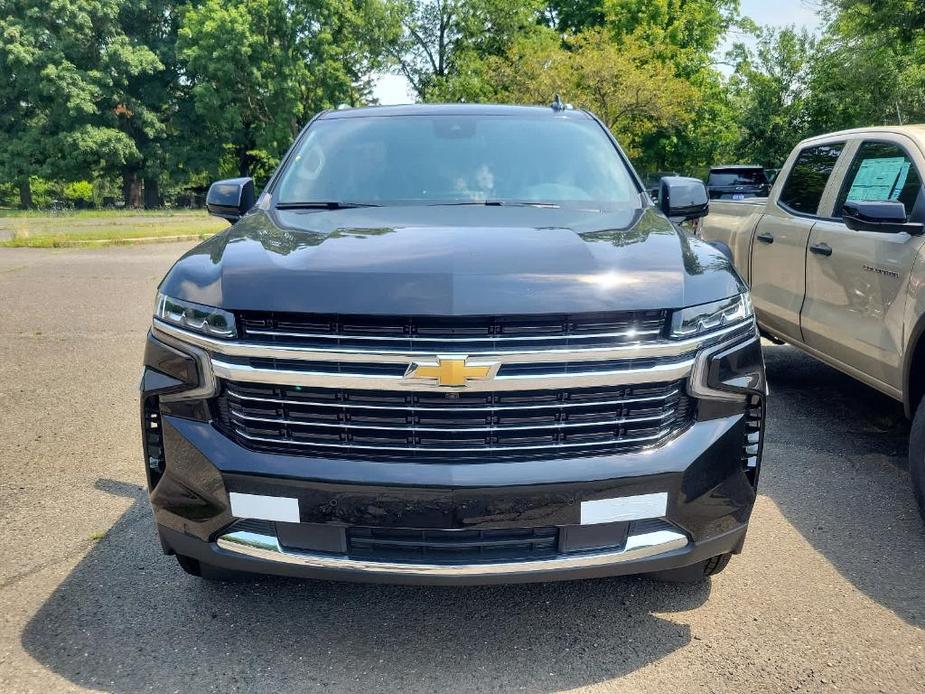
[708,169,767,186]
[778,143,844,215]
[834,141,922,219]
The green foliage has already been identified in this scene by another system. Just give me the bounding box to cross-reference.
[1,0,923,206]
[804,0,925,130]
[392,0,545,100]
[489,28,697,159]
[178,0,400,180]
[545,0,604,32]
[25,177,55,209]
[0,0,160,186]
[728,27,816,167]
[602,0,739,56]
[724,1,925,167]
[63,180,95,205]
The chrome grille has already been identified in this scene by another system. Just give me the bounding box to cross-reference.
[154,308,757,461]
[215,380,692,460]
[237,310,669,352]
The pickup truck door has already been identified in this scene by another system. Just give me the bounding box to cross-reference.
[749,214,814,341]
[801,138,925,392]
[750,142,846,341]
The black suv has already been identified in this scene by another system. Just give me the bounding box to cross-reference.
[707,165,771,200]
[141,104,765,585]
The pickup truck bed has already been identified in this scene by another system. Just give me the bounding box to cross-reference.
[701,199,767,282]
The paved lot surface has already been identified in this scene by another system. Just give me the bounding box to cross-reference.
[0,243,923,693]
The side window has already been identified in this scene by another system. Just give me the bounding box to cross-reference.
[834,141,923,220]
[778,143,844,216]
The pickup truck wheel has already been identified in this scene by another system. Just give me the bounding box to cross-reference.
[908,400,925,520]
[645,553,732,583]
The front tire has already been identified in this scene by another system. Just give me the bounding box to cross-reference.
[908,399,925,520]
[646,553,731,583]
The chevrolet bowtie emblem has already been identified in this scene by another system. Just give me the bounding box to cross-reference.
[405,356,498,387]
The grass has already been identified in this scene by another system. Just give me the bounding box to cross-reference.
[0,208,226,248]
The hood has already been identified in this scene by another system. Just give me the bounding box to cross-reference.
[160,206,745,315]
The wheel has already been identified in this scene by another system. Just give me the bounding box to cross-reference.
[174,554,247,581]
[908,399,925,520]
[646,553,732,583]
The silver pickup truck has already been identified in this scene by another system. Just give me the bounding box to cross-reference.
[700,125,925,518]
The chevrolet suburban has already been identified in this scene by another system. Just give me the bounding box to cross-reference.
[141,104,766,585]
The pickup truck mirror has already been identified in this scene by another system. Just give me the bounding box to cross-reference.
[843,200,924,235]
[206,177,256,223]
[659,176,709,222]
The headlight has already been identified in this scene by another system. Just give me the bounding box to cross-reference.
[670,294,753,339]
[154,292,237,338]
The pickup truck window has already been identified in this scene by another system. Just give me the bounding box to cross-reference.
[708,169,767,186]
[833,141,922,219]
[275,115,640,210]
[778,143,844,216]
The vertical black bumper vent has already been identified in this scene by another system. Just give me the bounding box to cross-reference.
[742,394,763,486]
[143,397,166,485]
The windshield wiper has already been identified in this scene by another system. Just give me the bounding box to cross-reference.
[276,201,381,210]
[428,200,560,208]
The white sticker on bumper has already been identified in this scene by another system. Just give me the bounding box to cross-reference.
[229,492,300,523]
[580,492,668,525]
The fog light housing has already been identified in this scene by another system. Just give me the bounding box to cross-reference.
[690,335,765,402]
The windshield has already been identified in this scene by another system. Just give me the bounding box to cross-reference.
[275,114,640,210]
[708,169,768,186]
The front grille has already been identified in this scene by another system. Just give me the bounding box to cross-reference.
[237,310,669,352]
[215,379,693,460]
[347,526,559,564]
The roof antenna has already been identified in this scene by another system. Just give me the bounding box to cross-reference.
[550,94,572,112]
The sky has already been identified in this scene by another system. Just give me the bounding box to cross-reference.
[371,0,826,105]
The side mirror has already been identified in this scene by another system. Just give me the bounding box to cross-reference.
[843,200,924,235]
[206,177,256,223]
[659,176,709,222]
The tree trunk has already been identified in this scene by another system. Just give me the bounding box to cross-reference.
[122,170,142,208]
[238,147,251,178]
[18,178,33,209]
[143,177,160,209]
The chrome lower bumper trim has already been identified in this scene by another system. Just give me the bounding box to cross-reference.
[215,528,689,577]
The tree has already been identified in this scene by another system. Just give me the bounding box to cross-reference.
[390,0,544,101]
[727,27,815,168]
[804,0,925,130]
[115,0,184,208]
[178,0,399,182]
[490,28,697,161]
[601,1,743,175]
[602,0,739,59]
[0,0,159,207]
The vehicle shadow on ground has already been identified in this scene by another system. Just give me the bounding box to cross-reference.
[760,343,925,627]
[22,479,708,693]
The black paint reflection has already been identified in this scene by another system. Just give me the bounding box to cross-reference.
[159,205,744,315]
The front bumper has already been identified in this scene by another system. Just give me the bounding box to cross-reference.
[141,317,765,585]
[147,406,757,585]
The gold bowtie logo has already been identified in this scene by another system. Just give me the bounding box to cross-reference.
[405,357,497,387]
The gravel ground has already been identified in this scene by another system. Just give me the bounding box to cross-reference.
[0,243,922,693]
